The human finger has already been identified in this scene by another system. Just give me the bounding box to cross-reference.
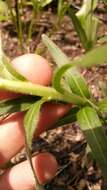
[0,53,53,100]
[0,152,58,190]
[0,103,71,165]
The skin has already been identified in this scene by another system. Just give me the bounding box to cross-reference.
[0,54,71,190]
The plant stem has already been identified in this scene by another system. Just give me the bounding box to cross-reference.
[27,0,40,49]
[0,79,86,105]
[25,144,44,190]
[15,0,24,52]
[6,0,16,26]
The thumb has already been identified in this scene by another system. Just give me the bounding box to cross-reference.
[12,53,53,86]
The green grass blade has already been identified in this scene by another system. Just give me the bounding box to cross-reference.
[77,106,107,180]
[68,7,88,50]
[76,0,98,47]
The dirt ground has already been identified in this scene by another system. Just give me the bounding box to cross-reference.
[0,1,107,190]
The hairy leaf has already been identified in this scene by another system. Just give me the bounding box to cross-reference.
[66,67,90,98]
[42,34,69,67]
[74,43,107,67]
[0,36,25,81]
[24,98,46,149]
[42,35,90,98]
[53,63,90,99]
[77,106,107,180]
[24,98,45,190]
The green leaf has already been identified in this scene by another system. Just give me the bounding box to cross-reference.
[3,56,26,81]
[98,36,107,44]
[77,106,107,180]
[74,43,107,67]
[42,35,90,98]
[76,0,99,48]
[42,34,69,67]
[0,1,8,21]
[0,35,25,81]
[68,7,88,50]
[43,34,107,68]
[31,0,52,8]
[39,0,52,7]
[65,67,90,98]
[24,98,45,190]
[57,0,70,23]
[98,98,107,113]
[53,64,90,99]
[24,98,46,149]
[0,95,40,117]
[54,106,79,128]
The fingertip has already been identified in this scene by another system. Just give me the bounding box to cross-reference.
[34,152,58,184]
[12,54,53,86]
[0,152,58,190]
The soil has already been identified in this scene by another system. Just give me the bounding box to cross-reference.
[0,1,107,190]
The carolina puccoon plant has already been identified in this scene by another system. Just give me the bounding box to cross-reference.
[0,33,107,189]
[1,0,107,189]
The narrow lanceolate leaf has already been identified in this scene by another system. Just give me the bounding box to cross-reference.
[77,106,107,180]
[68,7,88,50]
[24,98,45,190]
[76,0,99,48]
[0,0,8,21]
[66,67,90,98]
[98,98,107,113]
[42,35,90,98]
[2,56,26,81]
[24,98,46,149]
[73,43,107,68]
[39,0,52,7]
[42,34,69,67]
[0,96,40,117]
[53,63,90,99]
[43,35,107,68]
[54,107,79,128]
[0,35,25,81]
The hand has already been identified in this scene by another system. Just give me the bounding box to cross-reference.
[0,54,71,190]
